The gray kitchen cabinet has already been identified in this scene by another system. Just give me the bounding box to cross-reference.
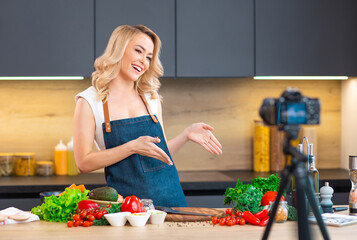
[95,0,175,77]
[0,0,94,77]
[176,0,254,77]
[255,0,357,76]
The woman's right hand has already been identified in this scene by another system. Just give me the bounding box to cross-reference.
[132,136,173,165]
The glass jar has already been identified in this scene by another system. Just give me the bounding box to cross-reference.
[141,199,155,211]
[35,161,54,176]
[0,153,15,176]
[254,120,270,172]
[14,153,35,176]
[270,201,288,223]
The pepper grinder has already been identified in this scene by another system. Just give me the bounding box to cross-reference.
[349,156,357,215]
[320,182,334,213]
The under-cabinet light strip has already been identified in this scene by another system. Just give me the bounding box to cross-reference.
[0,76,84,80]
[254,76,348,80]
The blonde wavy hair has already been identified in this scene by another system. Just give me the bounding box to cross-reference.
[92,25,163,101]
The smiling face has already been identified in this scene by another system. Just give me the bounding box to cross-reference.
[118,33,154,82]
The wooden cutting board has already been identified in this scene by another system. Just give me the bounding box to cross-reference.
[164,207,224,222]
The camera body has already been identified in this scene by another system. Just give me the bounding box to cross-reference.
[259,88,320,126]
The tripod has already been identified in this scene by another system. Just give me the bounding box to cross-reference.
[262,125,330,240]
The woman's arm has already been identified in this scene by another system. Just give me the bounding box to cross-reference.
[73,97,172,173]
[156,100,222,156]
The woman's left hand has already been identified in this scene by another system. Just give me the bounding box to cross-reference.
[185,123,222,155]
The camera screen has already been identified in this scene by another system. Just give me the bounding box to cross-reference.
[285,103,307,124]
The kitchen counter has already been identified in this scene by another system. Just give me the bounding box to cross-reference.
[0,169,350,209]
[1,208,356,240]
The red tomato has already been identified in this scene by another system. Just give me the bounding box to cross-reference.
[235,211,242,217]
[231,217,237,225]
[219,218,226,226]
[239,218,246,225]
[226,219,234,226]
[72,214,80,221]
[211,216,219,225]
[261,191,285,206]
[225,208,233,215]
[87,214,95,222]
[67,220,73,228]
[83,221,90,227]
[102,210,108,215]
[78,219,84,226]
[89,221,93,226]
[95,212,103,220]
[80,211,87,220]
[73,220,80,227]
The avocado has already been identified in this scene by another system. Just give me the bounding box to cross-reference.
[88,186,118,202]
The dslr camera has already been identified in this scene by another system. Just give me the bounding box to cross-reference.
[259,87,320,126]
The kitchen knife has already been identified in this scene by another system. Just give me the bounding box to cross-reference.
[154,206,215,217]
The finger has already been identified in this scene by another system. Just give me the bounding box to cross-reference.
[206,140,221,155]
[209,133,222,149]
[208,139,223,154]
[147,136,161,143]
[202,123,214,131]
[152,145,172,165]
[202,142,214,154]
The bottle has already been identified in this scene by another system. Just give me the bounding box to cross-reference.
[349,156,357,215]
[320,182,334,213]
[67,137,78,176]
[308,144,319,198]
[253,120,270,172]
[54,140,67,175]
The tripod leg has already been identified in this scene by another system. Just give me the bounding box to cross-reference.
[295,161,311,240]
[262,165,292,240]
[305,175,330,240]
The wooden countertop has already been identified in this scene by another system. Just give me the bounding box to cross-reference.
[1,208,356,240]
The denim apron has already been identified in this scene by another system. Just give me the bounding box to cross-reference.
[101,94,187,207]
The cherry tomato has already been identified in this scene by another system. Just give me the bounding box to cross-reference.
[87,214,95,222]
[80,211,87,220]
[239,218,246,225]
[107,204,111,208]
[95,212,103,220]
[83,221,90,227]
[225,208,233,215]
[225,216,231,222]
[67,220,73,228]
[219,218,226,226]
[72,214,80,221]
[73,220,80,227]
[102,210,108,215]
[235,211,242,217]
[78,219,84,226]
[211,216,219,225]
[226,219,234,226]
[231,217,237,225]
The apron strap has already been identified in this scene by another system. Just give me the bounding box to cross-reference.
[102,98,111,133]
[139,93,159,123]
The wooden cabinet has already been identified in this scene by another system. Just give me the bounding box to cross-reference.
[0,0,94,77]
[95,0,175,77]
[176,0,254,77]
[255,0,357,76]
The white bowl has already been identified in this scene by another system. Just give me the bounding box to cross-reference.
[147,210,167,225]
[126,212,151,227]
[104,212,131,227]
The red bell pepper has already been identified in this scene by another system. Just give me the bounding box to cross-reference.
[242,211,261,225]
[121,195,145,213]
[77,200,99,211]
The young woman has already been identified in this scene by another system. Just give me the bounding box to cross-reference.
[73,25,222,207]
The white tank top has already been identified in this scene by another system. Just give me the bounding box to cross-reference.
[75,86,159,150]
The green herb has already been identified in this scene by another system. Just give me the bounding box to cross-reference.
[235,186,263,214]
[223,174,281,214]
[287,205,297,221]
[251,174,281,195]
[31,187,89,222]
